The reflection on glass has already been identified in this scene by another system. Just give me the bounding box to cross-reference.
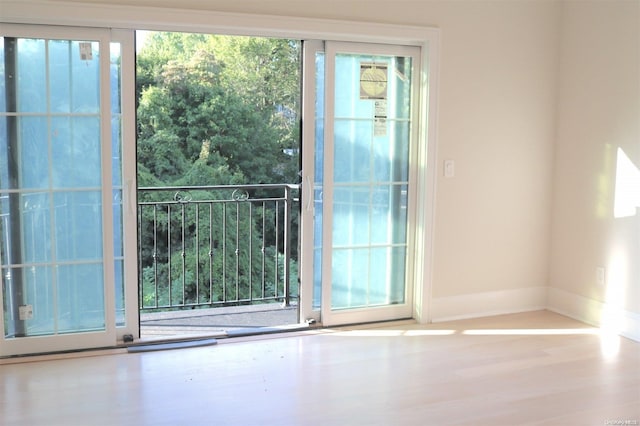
[1,37,107,338]
[313,51,325,309]
[330,53,412,310]
[111,42,125,327]
[57,264,105,333]
[51,116,101,188]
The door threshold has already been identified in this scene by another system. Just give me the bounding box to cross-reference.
[132,331,227,346]
[127,338,218,353]
[132,322,312,347]
[224,321,311,338]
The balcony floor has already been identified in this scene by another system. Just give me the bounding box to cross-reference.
[139,303,300,340]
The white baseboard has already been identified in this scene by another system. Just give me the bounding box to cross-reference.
[429,286,548,323]
[428,286,639,342]
[547,287,640,342]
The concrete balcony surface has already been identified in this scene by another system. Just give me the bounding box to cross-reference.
[140,303,300,340]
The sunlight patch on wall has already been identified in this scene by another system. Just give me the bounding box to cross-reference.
[614,147,640,218]
[599,248,629,360]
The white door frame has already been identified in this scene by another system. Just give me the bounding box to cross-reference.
[1,1,440,328]
[111,28,139,343]
[0,24,138,356]
[300,41,422,326]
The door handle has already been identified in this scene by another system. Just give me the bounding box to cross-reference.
[305,175,313,212]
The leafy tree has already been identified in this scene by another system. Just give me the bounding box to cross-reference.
[210,36,301,182]
[137,33,299,185]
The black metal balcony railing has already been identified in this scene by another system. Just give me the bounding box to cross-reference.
[137,184,299,313]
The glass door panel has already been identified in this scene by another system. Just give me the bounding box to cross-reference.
[0,26,119,355]
[320,43,419,326]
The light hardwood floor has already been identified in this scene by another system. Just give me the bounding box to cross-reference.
[1,310,638,426]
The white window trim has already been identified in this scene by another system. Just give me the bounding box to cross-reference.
[1,0,441,323]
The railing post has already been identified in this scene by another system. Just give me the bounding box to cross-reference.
[283,185,292,307]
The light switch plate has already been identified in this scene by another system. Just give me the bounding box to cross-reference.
[596,267,605,286]
[444,160,455,178]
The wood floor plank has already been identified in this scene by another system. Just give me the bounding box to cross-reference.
[0,310,638,426]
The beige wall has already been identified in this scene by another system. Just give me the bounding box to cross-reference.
[425,2,559,300]
[96,0,560,303]
[195,0,561,305]
[2,0,637,330]
[550,0,640,319]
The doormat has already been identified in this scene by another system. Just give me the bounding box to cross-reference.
[127,338,217,353]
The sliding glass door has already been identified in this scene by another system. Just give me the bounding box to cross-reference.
[0,25,136,356]
[301,41,420,326]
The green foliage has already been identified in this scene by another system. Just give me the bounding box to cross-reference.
[136,32,301,311]
[137,32,301,186]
